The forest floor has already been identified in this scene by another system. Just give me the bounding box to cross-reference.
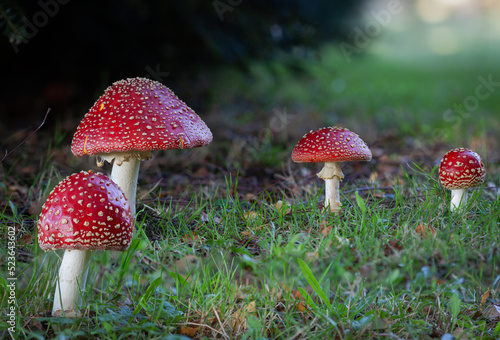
[1,46,499,339]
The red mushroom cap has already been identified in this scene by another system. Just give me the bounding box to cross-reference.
[292,127,372,163]
[71,77,212,157]
[439,147,485,190]
[38,170,133,251]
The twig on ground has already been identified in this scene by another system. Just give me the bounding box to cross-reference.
[211,305,230,339]
[0,108,51,163]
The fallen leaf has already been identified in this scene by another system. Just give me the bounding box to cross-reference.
[384,239,403,256]
[291,289,302,300]
[241,224,267,238]
[245,193,259,202]
[275,200,291,213]
[306,252,319,261]
[480,288,490,305]
[483,304,500,321]
[230,301,256,333]
[247,301,256,313]
[243,211,259,221]
[415,224,437,239]
[471,310,483,319]
[182,233,205,245]
[320,224,332,236]
[435,278,445,285]
[296,301,306,312]
[20,233,32,244]
[200,212,222,224]
[179,325,199,337]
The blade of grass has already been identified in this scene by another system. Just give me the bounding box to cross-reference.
[298,258,332,311]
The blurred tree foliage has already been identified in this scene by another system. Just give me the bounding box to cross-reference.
[1,0,364,65]
[0,0,365,128]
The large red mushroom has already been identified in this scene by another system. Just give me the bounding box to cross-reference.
[292,127,372,214]
[71,77,213,215]
[38,170,133,317]
[439,147,485,212]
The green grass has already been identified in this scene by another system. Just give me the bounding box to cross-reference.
[1,157,499,339]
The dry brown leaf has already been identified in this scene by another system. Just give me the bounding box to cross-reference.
[290,288,310,312]
[20,233,32,244]
[231,309,246,333]
[415,224,437,239]
[243,211,259,221]
[247,301,256,313]
[275,200,291,213]
[480,288,490,305]
[291,289,302,300]
[296,301,306,312]
[384,239,403,256]
[230,301,256,333]
[471,309,483,319]
[179,325,199,337]
[245,193,259,202]
[483,304,500,321]
[320,224,332,236]
[201,212,222,224]
[182,233,205,245]
[241,224,267,238]
[266,283,284,301]
[306,252,319,262]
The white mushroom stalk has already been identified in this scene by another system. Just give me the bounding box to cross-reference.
[317,162,344,214]
[52,250,92,317]
[450,189,467,212]
[99,151,152,216]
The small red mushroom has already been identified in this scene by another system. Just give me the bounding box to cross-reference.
[292,127,372,214]
[439,147,485,212]
[71,77,213,215]
[38,170,133,317]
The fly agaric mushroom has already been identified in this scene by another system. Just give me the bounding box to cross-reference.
[38,170,133,317]
[292,127,372,214]
[439,147,485,212]
[71,77,213,215]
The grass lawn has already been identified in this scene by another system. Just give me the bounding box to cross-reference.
[1,44,500,339]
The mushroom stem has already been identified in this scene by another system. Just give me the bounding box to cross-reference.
[108,157,141,216]
[52,249,92,317]
[317,162,344,214]
[450,188,468,212]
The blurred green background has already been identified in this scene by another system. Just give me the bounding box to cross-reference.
[1,0,499,166]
